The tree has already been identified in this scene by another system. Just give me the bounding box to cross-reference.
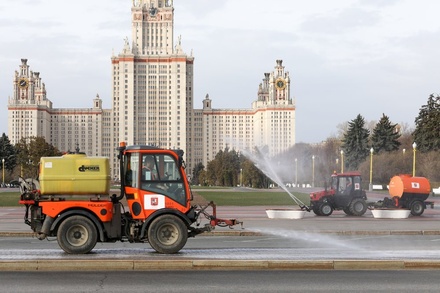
[341,114,370,170]
[0,133,17,183]
[413,94,440,152]
[15,136,62,178]
[205,148,241,186]
[191,162,204,185]
[241,158,268,188]
[371,114,401,154]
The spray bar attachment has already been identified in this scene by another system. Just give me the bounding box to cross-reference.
[195,201,243,230]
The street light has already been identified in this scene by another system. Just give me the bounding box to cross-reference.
[412,142,417,177]
[240,168,243,187]
[369,148,374,191]
[340,150,344,173]
[1,158,4,188]
[312,155,315,188]
[295,158,298,187]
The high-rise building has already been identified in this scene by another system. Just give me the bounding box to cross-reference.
[109,0,194,177]
[7,0,295,181]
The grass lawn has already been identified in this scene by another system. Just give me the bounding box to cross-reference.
[194,191,310,206]
[0,189,311,207]
[0,192,21,207]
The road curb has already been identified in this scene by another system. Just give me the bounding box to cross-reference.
[2,259,440,271]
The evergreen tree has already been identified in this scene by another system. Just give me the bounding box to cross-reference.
[371,114,401,154]
[341,114,370,170]
[413,94,440,152]
[0,133,17,173]
[191,162,204,185]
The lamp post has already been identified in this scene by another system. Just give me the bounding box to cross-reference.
[1,158,4,188]
[340,150,344,173]
[240,168,243,187]
[295,158,298,187]
[412,142,417,177]
[369,148,374,191]
[312,155,315,188]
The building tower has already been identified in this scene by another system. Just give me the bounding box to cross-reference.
[110,0,195,178]
[8,59,106,156]
[8,59,52,143]
[252,59,295,157]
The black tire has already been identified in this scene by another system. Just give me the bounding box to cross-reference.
[349,198,367,216]
[148,215,188,254]
[410,200,425,216]
[57,215,98,254]
[343,207,352,216]
[319,202,333,216]
[311,204,321,216]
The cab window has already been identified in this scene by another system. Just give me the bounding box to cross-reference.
[139,154,187,206]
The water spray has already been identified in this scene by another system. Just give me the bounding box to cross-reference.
[241,147,310,212]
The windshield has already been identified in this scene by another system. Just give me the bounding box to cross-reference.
[123,152,187,205]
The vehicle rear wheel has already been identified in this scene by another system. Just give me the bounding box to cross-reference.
[343,207,352,216]
[148,215,188,254]
[319,202,333,216]
[410,200,425,216]
[57,215,98,254]
[349,198,367,216]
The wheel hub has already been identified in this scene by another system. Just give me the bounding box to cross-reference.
[73,231,82,239]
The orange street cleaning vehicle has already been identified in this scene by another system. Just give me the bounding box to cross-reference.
[17,142,242,254]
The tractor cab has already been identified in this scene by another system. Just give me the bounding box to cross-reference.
[310,171,367,216]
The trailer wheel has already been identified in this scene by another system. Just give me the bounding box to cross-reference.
[57,216,98,254]
[319,202,333,216]
[410,200,425,216]
[349,198,367,216]
[148,215,188,254]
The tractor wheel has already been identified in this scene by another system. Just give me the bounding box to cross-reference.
[319,202,333,216]
[343,207,352,216]
[312,205,321,216]
[348,198,367,216]
[57,215,98,254]
[410,200,425,216]
[148,215,188,254]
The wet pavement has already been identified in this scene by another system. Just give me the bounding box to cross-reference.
[1,190,440,270]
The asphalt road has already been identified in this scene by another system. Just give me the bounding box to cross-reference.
[0,270,439,293]
[1,233,440,261]
[2,188,440,272]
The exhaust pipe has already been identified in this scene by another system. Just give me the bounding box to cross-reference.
[36,216,54,240]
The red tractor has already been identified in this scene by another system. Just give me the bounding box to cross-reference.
[309,172,368,216]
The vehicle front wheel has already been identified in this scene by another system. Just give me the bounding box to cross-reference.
[319,202,333,216]
[312,204,321,216]
[148,215,188,254]
[57,215,98,254]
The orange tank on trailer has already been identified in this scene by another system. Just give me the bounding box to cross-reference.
[389,174,431,198]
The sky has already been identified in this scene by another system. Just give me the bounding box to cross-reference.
[1,0,440,143]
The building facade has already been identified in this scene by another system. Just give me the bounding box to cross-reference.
[8,59,107,156]
[7,0,295,180]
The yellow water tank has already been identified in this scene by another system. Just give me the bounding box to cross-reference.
[39,154,110,195]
